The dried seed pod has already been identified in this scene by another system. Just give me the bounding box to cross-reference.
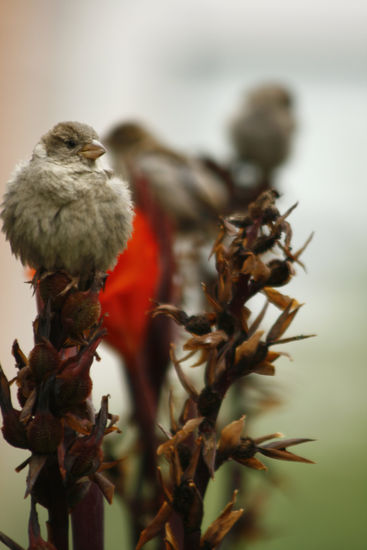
[61,290,101,337]
[185,315,212,336]
[173,480,203,531]
[16,366,36,407]
[266,259,294,287]
[27,411,63,454]
[28,341,60,382]
[38,271,73,308]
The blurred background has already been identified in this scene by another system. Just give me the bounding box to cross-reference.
[0,1,366,548]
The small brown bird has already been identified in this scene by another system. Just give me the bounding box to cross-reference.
[229,83,295,181]
[105,121,229,236]
[1,121,133,283]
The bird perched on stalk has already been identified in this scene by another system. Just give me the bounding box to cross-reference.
[1,121,133,286]
[105,121,230,238]
[229,83,295,188]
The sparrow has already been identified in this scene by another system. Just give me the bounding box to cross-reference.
[1,121,133,283]
[104,121,229,236]
[229,83,296,182]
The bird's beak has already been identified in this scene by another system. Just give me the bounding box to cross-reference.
[79,139,106,160]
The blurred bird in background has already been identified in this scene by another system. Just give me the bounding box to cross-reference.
[105,122,230,235]
[227,82,296,205]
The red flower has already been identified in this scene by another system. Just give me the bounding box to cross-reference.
[99,208,160,364]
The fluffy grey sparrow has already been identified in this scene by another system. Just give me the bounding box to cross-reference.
[1,121,133,282]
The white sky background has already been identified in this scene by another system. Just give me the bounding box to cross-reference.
[0,1,366,547]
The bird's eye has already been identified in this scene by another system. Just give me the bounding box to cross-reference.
[65,139,77,149]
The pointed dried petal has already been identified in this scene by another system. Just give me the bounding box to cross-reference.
[201,490,244,549]
[170,345,199,400]
[292,232,314,268]
[270,334,316,346]
[25,454,48,497]
[235,331,264,365]
[259,447,315,464]
[248,300,268,336]
[261,437,315,449]
[91,472,115,504]
[218,416,245,453]
[263,287,299,310]
[157,417,203,457]
[202,283,222,313]
[19,388,37,423]
[135,501,172,550]
[235,456,267,470]
[266,302,302,344]
[201,431,216,479]
[252,361,275,376]
[253,433,284,445]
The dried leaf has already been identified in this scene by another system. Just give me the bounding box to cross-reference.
[218,416,245,453]
[235,331,264,364]
[135,501,172,550]
[263,287,299,310]
[201,490,244,549]
[157,417,203,457]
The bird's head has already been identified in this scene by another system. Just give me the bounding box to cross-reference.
[38,121,106,165]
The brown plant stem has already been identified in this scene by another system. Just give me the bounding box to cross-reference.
[48,495,69,550]
[71,483,104,550]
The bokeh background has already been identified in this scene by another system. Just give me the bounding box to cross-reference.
[0,1,366,548]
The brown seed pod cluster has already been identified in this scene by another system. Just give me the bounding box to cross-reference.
[141,190,315,549]
[0,272,119,549]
